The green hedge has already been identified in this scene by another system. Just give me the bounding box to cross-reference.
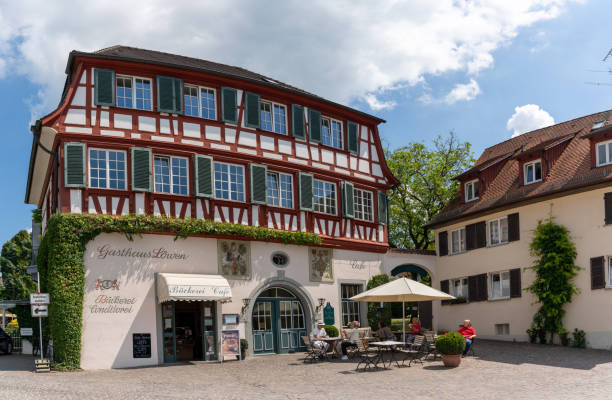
[322,325,339,337]
[38,213,322,369]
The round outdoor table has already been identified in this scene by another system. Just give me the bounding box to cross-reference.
[369,340,406,368]
[319,337,342,358]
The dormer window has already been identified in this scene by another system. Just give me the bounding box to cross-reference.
[596,140,612,167]
[591,121,605,131]
[524,160,542,185]
[465,179,479,202]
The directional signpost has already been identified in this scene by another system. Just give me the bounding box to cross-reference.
[30,291,50,372]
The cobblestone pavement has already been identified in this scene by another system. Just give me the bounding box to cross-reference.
[1,340,611,400]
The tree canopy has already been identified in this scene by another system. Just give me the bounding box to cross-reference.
[0,230,35,301]
[386,132,474,249]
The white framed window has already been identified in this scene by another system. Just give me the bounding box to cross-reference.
[488,217,509,246]
[450,228,466,254]
[495,323,510,335]
[214,162,245,202]
[88,149,127,190]
[353,188,373,221]
[596,140,612,167]
[154,155,188,195]
[313,179,337,215]
[524,159,542,184]
[341,284,363,327]
[451,278,468,299]
[260,100,287,134]
[267,172,293,208]
[465,179,479,202]
[321,117,343,149]
[116,75,152,111]
[183,85,216,120]
[490,271,510,300]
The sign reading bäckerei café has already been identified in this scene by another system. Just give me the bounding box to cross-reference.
[168,285,231,297]
[95,244,189,260]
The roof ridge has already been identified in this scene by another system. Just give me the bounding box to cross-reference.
[482,109,612,154]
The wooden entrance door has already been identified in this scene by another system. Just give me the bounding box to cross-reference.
[278,300,306,353]
[252,301,275,353]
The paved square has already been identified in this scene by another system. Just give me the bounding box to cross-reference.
[0,340,611,399]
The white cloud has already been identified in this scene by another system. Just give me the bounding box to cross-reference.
[0,0,577,118]
[506,104,555,137]
[444,79,482,104]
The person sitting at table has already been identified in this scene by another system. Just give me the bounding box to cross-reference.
[340,321,360,360]
[407,316,422,343]
[458,319,477,357]
[312,321,329,355]
[375,321,395,341]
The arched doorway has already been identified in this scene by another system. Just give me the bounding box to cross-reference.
[390,264,433,330]
[252,287,307,354]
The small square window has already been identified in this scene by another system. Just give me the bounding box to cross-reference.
[524,160,542,185]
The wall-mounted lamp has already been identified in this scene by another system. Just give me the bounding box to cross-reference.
[316,298,325,313]
[241,298,251,316]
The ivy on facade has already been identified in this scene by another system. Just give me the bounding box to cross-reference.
[526,218,580,344]
[37,213,322,369]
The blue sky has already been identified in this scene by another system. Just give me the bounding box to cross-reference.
[0,0,610,245]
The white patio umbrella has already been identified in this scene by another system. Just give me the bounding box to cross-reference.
[350,277,455,342]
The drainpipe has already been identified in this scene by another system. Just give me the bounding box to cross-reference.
[31,120,59,213]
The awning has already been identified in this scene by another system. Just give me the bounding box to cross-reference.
[156,273,232,303]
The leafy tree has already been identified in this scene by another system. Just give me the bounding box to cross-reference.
[526,219,580,344]
[0,230,34,301]
[366,274,392,329]
[1,230,36,337]
[386,132,474,249]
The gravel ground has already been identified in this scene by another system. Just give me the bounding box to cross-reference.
[1,340,611,399]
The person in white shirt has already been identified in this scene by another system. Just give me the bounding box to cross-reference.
[312,321,329,354]
[341,321,360,360]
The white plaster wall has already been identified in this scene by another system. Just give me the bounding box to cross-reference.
[434,186,612,348]
[81,233,438,369]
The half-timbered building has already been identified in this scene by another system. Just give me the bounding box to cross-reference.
[25,46,435,369]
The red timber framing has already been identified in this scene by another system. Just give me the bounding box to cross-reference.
[32,53,397,252]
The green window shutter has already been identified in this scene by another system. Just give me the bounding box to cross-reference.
[299,172,313,211]
[131,147,152,192]
[347,121,358,154]
[64,142,86,188]
[94,69,115,106]
[377,190,388,225]
[341,182,354,218]
[244,92,260,128]
[291,104,305,139]
[221,87,238,124]
[194,155,213,198]
[173,78,183,115]
[156,76,176,113]
[308,109,321,143]
[250,164,268,205]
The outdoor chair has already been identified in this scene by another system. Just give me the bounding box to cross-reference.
[302,336,327,363]
[466,337,476,357]
[424,332,440,360]
[355,339,379,371]
[399,335,426,367]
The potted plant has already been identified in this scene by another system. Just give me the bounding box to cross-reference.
[240,339,248,360]
[435,332,466,367]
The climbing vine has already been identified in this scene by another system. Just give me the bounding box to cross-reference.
[526,218,580,344]
[38,213,322,369]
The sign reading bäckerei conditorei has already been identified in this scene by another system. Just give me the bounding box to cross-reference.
[95,244,189,260]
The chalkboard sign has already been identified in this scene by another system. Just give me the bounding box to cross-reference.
[133,333,151,359]
[323,302,335,325]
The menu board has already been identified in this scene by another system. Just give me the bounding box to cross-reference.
[133,333,151,359]
[221,330,240,359]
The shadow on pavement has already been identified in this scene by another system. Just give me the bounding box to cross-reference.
[0,354,35,372]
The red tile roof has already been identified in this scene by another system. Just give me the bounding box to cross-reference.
[428,110,612,228]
